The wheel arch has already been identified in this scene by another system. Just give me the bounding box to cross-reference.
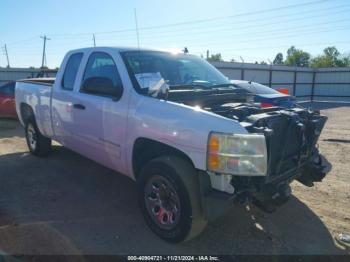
[132,137,196,179]
[19,103,35,125]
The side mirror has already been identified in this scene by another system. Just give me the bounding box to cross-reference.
[81,77,123,100]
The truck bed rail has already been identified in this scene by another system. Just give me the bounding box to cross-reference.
[18,78,55,86]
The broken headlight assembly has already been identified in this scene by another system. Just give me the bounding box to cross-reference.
[207,132,268,176]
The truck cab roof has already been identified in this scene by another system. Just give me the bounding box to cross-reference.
[67,46,185,54]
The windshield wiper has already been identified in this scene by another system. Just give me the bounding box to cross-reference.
[169,83,244,93]
[169,84,209,90]
[209,83,237,88]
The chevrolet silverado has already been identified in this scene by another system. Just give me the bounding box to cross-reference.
[15,47,329,243]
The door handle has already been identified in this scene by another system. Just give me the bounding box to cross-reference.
[73,104,86,110]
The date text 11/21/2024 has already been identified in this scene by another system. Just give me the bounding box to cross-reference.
[127,256,219,261]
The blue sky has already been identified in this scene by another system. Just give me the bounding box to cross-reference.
[1,0,349,67]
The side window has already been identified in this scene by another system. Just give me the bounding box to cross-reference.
[81,52,123,97]
[62,53,83,90]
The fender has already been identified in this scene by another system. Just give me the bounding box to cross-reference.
[126,95,248,178]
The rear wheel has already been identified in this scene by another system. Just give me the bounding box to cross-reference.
[25,118,51,157]
[137,156,207,243]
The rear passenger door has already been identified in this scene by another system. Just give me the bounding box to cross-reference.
[69,51,128,173]
[52,52,83,146]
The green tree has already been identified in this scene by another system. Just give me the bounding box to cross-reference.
[207,53,223,62]
[285,46,311,67]
[273,53,284,65]
[311,46,350,67]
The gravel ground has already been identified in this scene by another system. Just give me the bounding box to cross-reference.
[0,102,349,255]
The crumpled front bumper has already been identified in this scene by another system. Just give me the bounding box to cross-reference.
[198,148,331,220]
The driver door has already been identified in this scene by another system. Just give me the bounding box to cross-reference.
[69,51,128,173]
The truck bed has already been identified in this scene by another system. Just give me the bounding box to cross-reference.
[15,78,55,138]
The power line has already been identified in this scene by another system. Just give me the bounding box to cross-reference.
[13,23,348,62]
[3,36,39,46]
[128,25,350,53]
[136,0,333,31]
[131,7,350,40]
[132,17,350,46]
[9,21,349,59]
[127,3,350,38]
[44,0,333,38]
[3,0,346,48]
[3,0,348,67]
[40,2,349,44]
[208,40,350,53]
[184,25,350,49]
[44,5,350,45]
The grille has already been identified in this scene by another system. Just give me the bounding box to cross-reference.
[265,115,305,178]
[245,109,327,182]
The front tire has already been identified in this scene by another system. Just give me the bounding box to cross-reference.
[25,117,51,157]
[137,156,207,243]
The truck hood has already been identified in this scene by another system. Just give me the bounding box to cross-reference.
[130,95,248,150]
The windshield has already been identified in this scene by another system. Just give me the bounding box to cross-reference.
[121,51,231,91]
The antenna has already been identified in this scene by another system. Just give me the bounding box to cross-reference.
[93,34,96,47]
[248,75,256,84]
[4,44,10,68]
[40,35,51,68]
[133,8,140,49]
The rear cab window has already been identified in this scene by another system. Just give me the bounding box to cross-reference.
[61,53,83,90]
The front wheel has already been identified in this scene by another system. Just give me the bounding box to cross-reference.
[25,118,52,157]
[137,156,207,243]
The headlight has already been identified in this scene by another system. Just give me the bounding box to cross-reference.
[207,132,267,176]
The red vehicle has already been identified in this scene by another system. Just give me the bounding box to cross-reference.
[0,81,17,118]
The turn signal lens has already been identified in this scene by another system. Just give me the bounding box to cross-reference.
[207,154,220,170]
[208,135,220,153]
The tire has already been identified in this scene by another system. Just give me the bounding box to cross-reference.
[137,156,207,243]
[25,117,52,157]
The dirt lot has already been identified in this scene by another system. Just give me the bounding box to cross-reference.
[0,102,349,255]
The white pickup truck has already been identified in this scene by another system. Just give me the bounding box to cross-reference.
[15,47,329,242]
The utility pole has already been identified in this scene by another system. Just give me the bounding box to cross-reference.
[40,35,51,68]
[206,50,209,60]
[134,8,140,49]
[4,44,10,68]
[93,34,96,47]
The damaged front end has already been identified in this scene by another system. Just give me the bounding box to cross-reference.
[202,103,330,216]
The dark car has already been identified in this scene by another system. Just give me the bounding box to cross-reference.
[0,81,17,118]
[230,80,296,108]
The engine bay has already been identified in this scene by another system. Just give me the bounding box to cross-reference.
[207,102,327,178]
[204,102,329,212]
